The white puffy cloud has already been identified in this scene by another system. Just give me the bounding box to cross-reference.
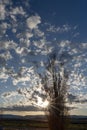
[71,48,78,54]
[0,22,8,34]
[25,32,33,39]
[0,67,9,82]
[1,22,8,29]
[0,72,8,82]
[34,28,44,37]
[0,22,9,36]
[0,51,13,68]
[0,0,12,20]
[0,40,17,50]
[0,4,6,20]
[27,15,41,29]
[10,6,26,16]
[59,40,70,47]
[0,51,12,61]
[16,47,29,56]
[12,28,17,33]
[19,38,30,47]
[33,39,45,49]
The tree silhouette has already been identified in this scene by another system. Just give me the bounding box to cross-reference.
[42,52,69,130]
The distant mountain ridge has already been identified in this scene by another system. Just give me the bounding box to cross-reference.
[0,114,87,120]
[70,115,87,119]
[0,114,46,120]
[0,114,24,119]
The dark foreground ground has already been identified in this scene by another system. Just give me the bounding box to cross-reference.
[0,117,87,130]
[0,118,48,130]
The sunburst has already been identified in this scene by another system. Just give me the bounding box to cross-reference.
[35,96,49,109]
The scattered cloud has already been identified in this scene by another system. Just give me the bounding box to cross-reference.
[34,28,44,37]
[59,40,70,47]
[0,67,9,82]
[0,105,40,111]
[0,22,9,35]
[0,0,12,20]
[33,39,46,49]
[0,0,87,111]
[80,43,87,49]
[10,7,26,16]
[12,28,17,33]
[25,32,33,39]
[0,4,6,20]
[73,32,80,38]
[2,91,18,98]
[0,40,17,50]
[16,47,29,56]
[46,24,71,33]
[10,15,17,22]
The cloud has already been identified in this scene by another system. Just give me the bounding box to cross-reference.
[75,94,87,104]
[67,93,77,103]
[34,28,44,37]
[80,43,87,49]
[19,38,30,48]
[2,91,18,98]
[68,71,86,92]
[22,0,30,8]
[10,6,26,16]
[0,0,87,111]
[46,24,71,33]
[0,51,12,61]
[12,28,17,33]
[59,40,70,47]
[0,0,12,20]
[0,51,12,68]
[27,15,41,29]
[66,92,87,111]
[75,99,87,103]
[11,66,40,86]
[33,39,46,49]
[0,0,11,4]
[0,4,6,20]
[0,40,17,50]
[25,32,33,39]
[16,47,29,56]
[73,32,80,38]
[10,15,17,22]
[0,105,40,111]
[0,22,9,35]
[0,67,9,82]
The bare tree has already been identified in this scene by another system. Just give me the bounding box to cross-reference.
[42,53,69,130]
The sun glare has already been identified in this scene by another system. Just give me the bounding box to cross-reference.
[36,97,49,108]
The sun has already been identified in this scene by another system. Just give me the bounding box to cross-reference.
[36,96,49,109]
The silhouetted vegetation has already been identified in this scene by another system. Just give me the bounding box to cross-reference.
[42,53,69,130]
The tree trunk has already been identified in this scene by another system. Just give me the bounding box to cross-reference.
[48,112,65,130]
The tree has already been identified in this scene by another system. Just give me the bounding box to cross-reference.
[42,53,69,130]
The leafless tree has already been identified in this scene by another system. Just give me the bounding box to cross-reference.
[42,53,69,130]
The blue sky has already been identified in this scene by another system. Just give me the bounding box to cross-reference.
[0,0,87,115]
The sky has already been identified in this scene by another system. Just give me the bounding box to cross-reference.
[0,0,87,116]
